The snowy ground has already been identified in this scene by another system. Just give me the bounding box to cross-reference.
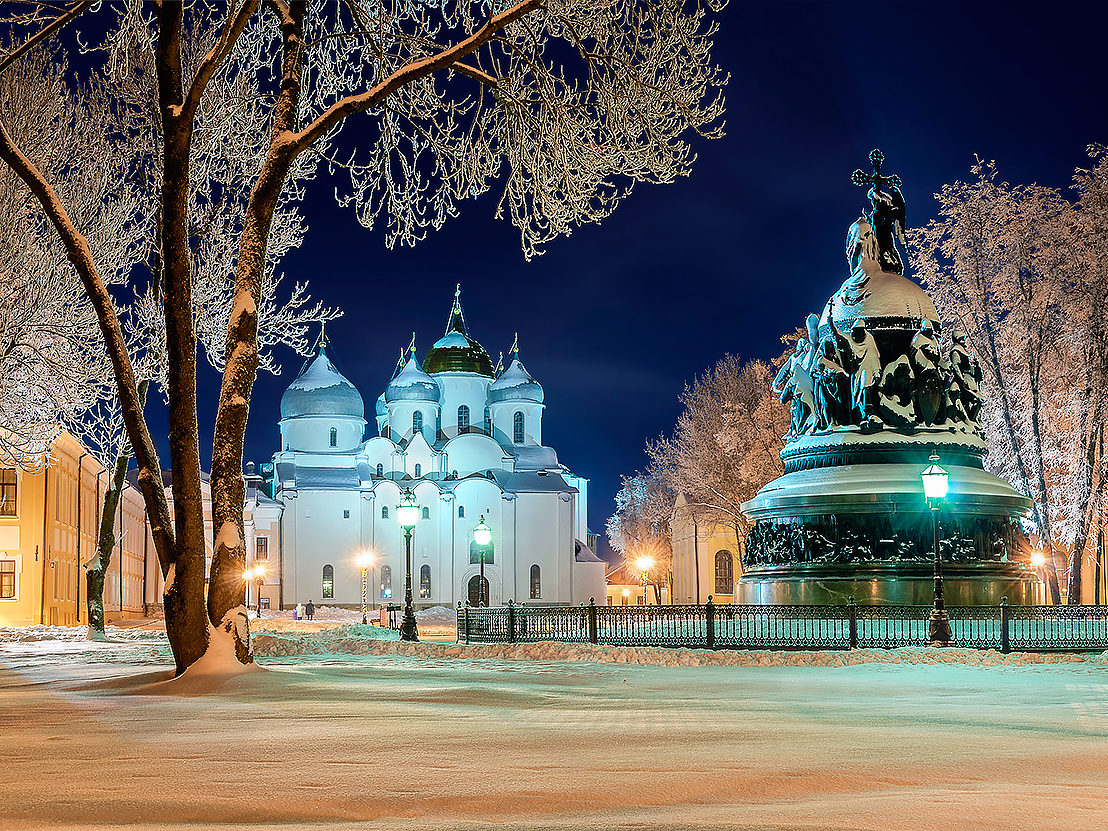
[2,627,1108,830]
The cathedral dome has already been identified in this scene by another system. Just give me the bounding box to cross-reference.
[375,392,387,417]
[386,355,441,403]
[488,351,544,404]
[422,285,495,376]
[280,346,364,419]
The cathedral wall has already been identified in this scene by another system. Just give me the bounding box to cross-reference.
[279,415,365,453]
[435,374,492,440]
[490,401,544,446]
[285,489,365,606]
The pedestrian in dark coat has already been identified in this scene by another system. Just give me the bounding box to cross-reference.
[305,600,315,620]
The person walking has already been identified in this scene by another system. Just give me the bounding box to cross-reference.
[295,602,303,620]
[305,600,315,621]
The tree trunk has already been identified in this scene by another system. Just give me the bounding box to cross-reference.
[86,449,128,640]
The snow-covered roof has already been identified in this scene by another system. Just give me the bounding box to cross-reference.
[503,443,559,470]
[280,347,365,420]
[282,465,363,490]
[575,539,602,562]
[488,358,544,404]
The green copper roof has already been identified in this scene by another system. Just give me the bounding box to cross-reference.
[422,285,495,376]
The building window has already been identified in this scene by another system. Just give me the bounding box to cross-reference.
[413,411,423,438]
[329,427,337,447]
[381,506,389,519]
[0,469,16,517]
[322,564,334,599]
[483,407,491,434]
[457,505,465,519]
[0,560,14,598]
[530,564,541,599]
[458,404,470,433]
[419,564,431,598]
[376,463,384,477]
[414,463,421,477]
[715,550,734,595]
[343,509,350,519]
[513,411,525,444]
[380,565,392,599]
[421,506,429,520]
[255,537,269,561]
[260,597,270,610]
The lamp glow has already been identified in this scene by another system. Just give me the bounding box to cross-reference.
[396,489,420,529]
[254,565,265,579]
[921,454,949,501]
[635,556,655,572]
[356,551,374,568]
[1030,551,1046,568]
[242,567,254,580]
[473,516,492,546]
[621,588,630,597]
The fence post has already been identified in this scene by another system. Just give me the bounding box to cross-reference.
[588,597,598,644]
[848,595,858,649]
[1000,596,1009,654]
[706,595,716,649]
[456,601,463,644]
[507,599,516,642]
[463,602,471,644]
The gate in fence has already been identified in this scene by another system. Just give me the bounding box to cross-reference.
[456,598,1108,653]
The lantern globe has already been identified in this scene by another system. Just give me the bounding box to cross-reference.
[397,490,420,529]
[473,516,492,546]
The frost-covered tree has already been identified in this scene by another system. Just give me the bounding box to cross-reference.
[607,471,676,583]
[912,149,1108,604]
[0,0,727,672]
[635,353,787,561]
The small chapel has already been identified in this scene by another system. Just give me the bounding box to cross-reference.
[268,286,604,609]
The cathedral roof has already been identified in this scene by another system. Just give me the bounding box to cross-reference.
[386,352,441,403]
[280,340,364,420]
[488,337,543,404]
[423,285,495,376]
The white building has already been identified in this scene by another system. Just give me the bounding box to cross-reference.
[270,287,604,609]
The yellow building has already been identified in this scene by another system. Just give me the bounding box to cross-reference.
[670,493,741,604]
[0,432,147,627]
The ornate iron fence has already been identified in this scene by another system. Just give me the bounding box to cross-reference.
[456,598,1108,653]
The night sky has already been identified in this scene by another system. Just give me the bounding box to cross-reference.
[170,1,1106,559]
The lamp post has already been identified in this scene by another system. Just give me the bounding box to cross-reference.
[474,515,492,607]
[635,555,655,606]
[242,566,265,618]
[356,551,374,625]
[921,453,952,646]
[396,489,420,641]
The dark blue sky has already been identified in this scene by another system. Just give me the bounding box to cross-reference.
[182,1,1106,556]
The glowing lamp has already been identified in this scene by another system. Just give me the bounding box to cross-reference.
[635,556,655,572]
[1030,552,1046,568]
[473,516,492,546]
[921,454,949,501]
[621,589,631,598]
[356,551,374,569]
[396,489,420,530]
[242,567,254,581]
[254,565,265,579]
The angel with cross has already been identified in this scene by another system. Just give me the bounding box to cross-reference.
[851,149,908,275]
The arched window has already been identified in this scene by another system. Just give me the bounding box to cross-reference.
[467,574,489,607]
[381,506,389,519]
[380,565,392,599]
[414,463,422,477]
[329,427,337,447]
[483,407,491,434]
[458,404,470,433]
[513,411,525,444]
[458,505,465,519]
[412,411,423,438]
[376,463,384,477]
[322,564,334,599]
[419,565,431,598]
[421,506,430,520]
[530,564,541,599]
[714,550,734,595]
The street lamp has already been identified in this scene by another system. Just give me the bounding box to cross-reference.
[473,515,491,607]
[396,489,420,641]
[635,555,655,606]
[242,565,265,618]
[356,551,375,625]
[921,453,952,646]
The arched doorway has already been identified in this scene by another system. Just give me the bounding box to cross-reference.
[467,574,490,607]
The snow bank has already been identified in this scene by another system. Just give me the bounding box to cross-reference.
[0,624,167,644]
[146,625,262,695]
[254,604,457,624]
[252,628,1108,668]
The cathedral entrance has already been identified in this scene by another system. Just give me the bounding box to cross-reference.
[467,575,490,607]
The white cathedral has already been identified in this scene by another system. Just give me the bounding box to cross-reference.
[270,287,605,609]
